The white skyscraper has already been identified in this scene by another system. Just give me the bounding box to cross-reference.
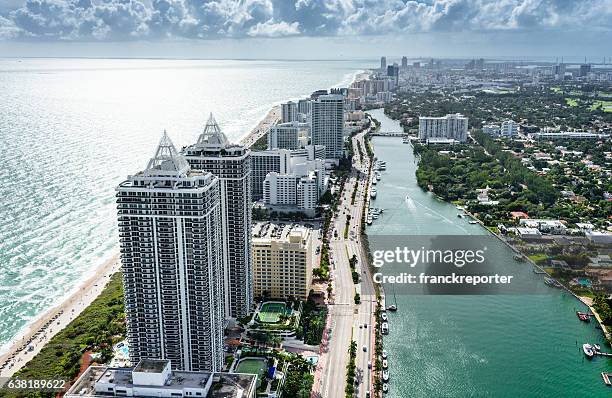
[311,94,344,160]
[183,115,253,319]
[116,132,224,372]
[418,113,469,142]
[281,101,298,123]
[267,122,309,150]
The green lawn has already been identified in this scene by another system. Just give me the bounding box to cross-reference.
[590,100,612,112]
[565,98,578,107]
[528,253,548,265]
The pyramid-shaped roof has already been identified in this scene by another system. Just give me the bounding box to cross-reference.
[196,113,229,148]
[144,131,190,177]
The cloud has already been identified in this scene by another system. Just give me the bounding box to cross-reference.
[0,15,20,39]
[0,0,610,41]
[247,19,300,37]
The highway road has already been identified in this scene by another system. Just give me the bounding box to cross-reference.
[318,128,377,398]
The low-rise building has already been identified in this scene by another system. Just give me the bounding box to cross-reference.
[65,359,256,398]
[515,227,542,239]
[500,120,519,137]
[252,223,314,300]
[519,219,567,234]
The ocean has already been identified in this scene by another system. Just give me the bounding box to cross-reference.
[0,58,368,352]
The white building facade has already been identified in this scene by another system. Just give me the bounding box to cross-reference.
[182,115,253,319]
[311,94,345,160]
[116,132,224,372]
[418,113,468,142]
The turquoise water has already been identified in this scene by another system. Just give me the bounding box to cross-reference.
[366,108,612,397]
[0,58,368,352]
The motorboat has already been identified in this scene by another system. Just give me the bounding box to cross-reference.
[383,383,389,393]
[387,305,397,311]
[382,350,388,359]
[381,322,389,335]
[594,344,601,351]
[577,311,591,322]
[370,189,377,199]
[381,313,388,321]
[469,220,478,224]
[382,370,390,382]
[583,343,595,358]
[382,359,388,369]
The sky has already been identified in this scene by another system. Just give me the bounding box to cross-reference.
[0,0,611,59]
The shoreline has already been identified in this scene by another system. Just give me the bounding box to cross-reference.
[0,66,365,378]
[239,105,281,148]
[0,255,120,377]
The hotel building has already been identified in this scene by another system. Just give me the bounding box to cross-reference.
[252,223,313,300]
[116,132,223,371]
[311,94,345,160]
[183,114,253,319]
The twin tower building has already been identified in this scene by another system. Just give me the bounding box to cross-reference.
[116,115,252,372]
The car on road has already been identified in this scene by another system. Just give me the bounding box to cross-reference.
[362,345,367,352]
[367,361,372,369]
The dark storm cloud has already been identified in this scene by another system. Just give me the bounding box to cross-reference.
[0,0,610,40]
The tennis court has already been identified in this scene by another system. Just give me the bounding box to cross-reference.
[257,302,287,323]
[235,358,267,387]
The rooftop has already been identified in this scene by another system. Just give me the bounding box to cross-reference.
[133,358,168,373]
[252,222,311,243]
[65,365,257,398]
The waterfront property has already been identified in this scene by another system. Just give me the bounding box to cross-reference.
[183,114,254,319]
[65,359,257,398]
[116,132,224,372]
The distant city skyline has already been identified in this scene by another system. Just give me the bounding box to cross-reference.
[0,1,611,58]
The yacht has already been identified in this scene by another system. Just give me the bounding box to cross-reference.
[583,343,595,358]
